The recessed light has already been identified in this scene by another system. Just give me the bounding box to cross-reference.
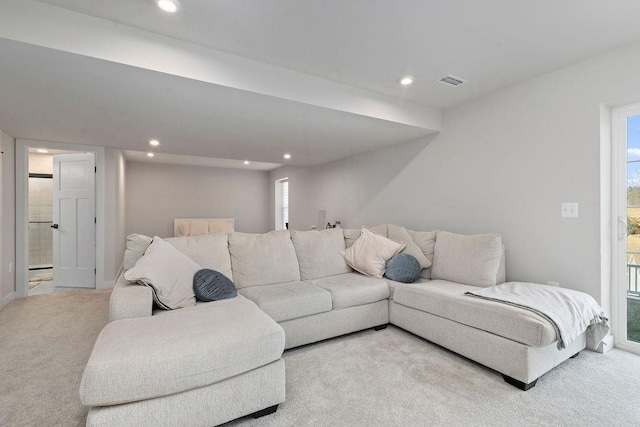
[400,76,414,86]
[36,149,49,153]
[157,0,180,13]
[283,153,291,160]
[149,139,160,146]
[244,160,250,165]
[147,152,155,158]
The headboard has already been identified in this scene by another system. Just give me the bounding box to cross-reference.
[173,218,235,237]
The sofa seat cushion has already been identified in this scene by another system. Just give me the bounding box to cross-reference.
[383,277,430,300]
[392,280,557,347]
[238,281,332,322]
[308,273,390,310]
[80,295,284,406]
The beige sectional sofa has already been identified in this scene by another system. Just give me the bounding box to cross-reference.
[81,225,588,426]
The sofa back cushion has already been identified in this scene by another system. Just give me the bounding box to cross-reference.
[229,230,301,288]
[387,224,432,270]
[165,233,233,281]
[407,230,438,279]
[343,224,388,248]
[431,231,502,287]
[291,228,352,280]
[123,234,153,271]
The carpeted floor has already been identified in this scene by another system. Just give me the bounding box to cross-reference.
[1,291,639,427]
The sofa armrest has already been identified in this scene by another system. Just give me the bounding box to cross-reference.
[109,273,153,322]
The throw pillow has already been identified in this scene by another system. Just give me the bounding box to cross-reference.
[340,227,406,278]
[122,234,152,270]
[193,269,237,302]
[385,253,421,283]
[387,224,432,270]
[124,237,200,310]
[431,231,502,287]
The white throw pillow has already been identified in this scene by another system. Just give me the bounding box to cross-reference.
[431,231,502,287]
[387,224,432,270]
[122,234,153,271]
[340,227,406,278]
[124,237,200,310]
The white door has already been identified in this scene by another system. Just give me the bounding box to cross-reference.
[52,153,95,288]
[613,104,640,354]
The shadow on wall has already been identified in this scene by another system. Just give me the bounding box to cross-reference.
[312,134,438,228]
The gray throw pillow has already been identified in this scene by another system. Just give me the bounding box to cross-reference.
[385,254,420,283]
[193,269,237,302]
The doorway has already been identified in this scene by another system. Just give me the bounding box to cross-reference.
[613,104,640,354]
[26,148,96,295]
[15,140,107,299]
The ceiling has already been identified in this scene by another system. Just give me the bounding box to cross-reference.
[2,1,640,168]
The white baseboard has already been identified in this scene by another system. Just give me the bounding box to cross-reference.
[97,280,115,290]
[0,291,15,309]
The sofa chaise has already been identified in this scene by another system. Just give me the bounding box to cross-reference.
[80,225,600,426]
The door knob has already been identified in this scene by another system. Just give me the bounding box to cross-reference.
[51,224,59,229]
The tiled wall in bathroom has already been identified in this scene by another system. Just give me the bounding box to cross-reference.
[28,152,54,269]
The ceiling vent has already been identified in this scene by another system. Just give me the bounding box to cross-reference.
[437,75,467,87]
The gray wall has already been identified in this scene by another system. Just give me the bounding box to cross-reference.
[273,40,640,314]
[126,161,271,237]
[0,132,15,308]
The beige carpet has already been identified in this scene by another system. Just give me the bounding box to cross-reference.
[0,290,110,426]
[1,290,639,426]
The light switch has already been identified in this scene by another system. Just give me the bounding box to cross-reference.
[561,202,578,218]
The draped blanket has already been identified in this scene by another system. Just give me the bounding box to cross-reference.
[466,282,609,350]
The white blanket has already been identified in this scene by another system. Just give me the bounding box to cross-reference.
[466,282,609,350]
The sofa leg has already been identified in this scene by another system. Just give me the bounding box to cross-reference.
[570,352,580,359]
[374,323,389,331]
[251,404,278,419]
[502,375,538,391]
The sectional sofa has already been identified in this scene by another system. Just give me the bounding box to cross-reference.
[80,225,590,426]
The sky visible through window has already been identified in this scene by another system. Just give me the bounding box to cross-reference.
[628,115,640,190]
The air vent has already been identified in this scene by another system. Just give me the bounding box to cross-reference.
[437,75,468,87]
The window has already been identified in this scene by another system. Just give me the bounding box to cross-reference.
[275,178,289,230]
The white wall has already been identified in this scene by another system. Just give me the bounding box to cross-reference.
[0,132,16,309]
[277,41,640,314]
[104,149,126,284]
[126,161,271,237]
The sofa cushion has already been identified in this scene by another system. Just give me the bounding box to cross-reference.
[431,231,502,287]
[383,277,430,300]
[387,225,431,270]
[124,237,198,310]
[343,229,362,249]
[80,295,285,406]
[193,269,237,302]
[229,230,301,288]
[407,230,438,279]
[238,281,332,322]
[122,234,152,271]
[393,280,557,347]
[340,227,406,279]
[291,228,351,280]
[308,273,390,310]
[165,233,233,282]
[384,254,421,283]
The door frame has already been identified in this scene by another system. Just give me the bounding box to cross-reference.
[15,139,106,298]
[612,103,640,354]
